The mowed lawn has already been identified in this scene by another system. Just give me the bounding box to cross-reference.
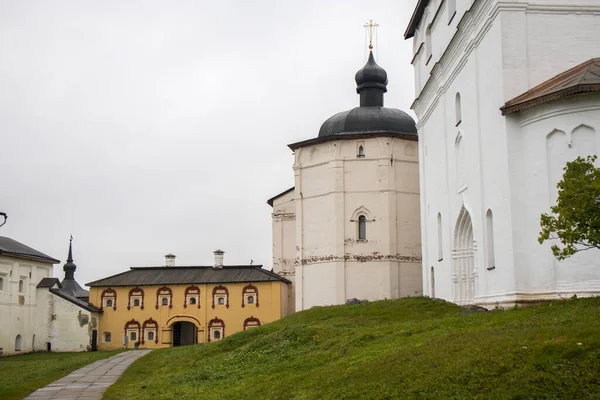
[0,349,124,400]
[104,297,600,400]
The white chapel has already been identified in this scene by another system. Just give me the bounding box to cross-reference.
[405,0,600,306]
[269,49,423,312]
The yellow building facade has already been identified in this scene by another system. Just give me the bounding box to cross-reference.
[87,260,290,350]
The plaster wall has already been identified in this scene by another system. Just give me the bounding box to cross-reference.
[89,280,288,351]
[0,255,52,355]
[294,137,422,311]
[271,190,296,314]
[410,0,600,306]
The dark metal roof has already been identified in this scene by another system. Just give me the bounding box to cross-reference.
[355,51,388,93]
[404,0,430,39]
[87,265,291,287]
[60,279,89,299]
[37,277,61,288]
[318,107,417,138]
[501,58,600,115]
[0,236,60,263]
[266,187,295,207]
[49,288,101,313]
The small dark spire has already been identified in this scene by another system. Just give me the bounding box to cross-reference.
[63,235,76,280]
[355,51,388,107]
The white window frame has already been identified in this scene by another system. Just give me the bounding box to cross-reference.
[103,297,115,308]
[146,329,156,342]
[186,294,199,306]
[214,295,227,306]
[127,329,138,342]
[243,293,256,306]
[210,327,224,341]
[159,295,171,307]
[130,295,142,308]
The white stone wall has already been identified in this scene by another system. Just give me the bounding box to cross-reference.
[271,190,296,314]
[41,290,97,352]
[293,137,422,311]
[0,255,52,356]
[410,0,600,306]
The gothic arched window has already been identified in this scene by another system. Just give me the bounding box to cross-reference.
[358,215,367,240]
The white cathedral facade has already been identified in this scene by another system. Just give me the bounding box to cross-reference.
[405,0,600,306]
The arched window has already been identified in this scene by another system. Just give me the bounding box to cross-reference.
[242,284,259,308]
[358,215,367,240]
[142,318,158,344]
[448,0,456,22]
[106,299,113,308]
[214,330,221,340]
[189,297,196,305]
[212,285,229,308]
[425,25,432,62]
[162,297,168,306]
[15,334,21,351]
[437,213,443,261]
[128,287,144,310]
[133,299,140,307]
[155,286,172,309]
[208,317,225,342]
[486,209,496,270]
[0,277,3,291]
[101,288,117,310]
[18,280,24,293]
[455,93,462,126]
[358,145,365,158]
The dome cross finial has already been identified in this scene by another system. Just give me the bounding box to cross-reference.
[363,19,379,50]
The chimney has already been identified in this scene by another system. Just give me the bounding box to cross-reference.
[213,249,224,268]
[165,253,176,267]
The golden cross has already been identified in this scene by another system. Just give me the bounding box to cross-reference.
[363,19,379,50]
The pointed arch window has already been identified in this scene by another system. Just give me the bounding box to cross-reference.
[425,25,432,64]
[15,334,22,351]
[455,93,462,126]
[486,209,496,270]
[448,0,456,23]
[358,215,367,240]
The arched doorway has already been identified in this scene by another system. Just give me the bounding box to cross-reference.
[453,207,476,304]
[172,322,198,346]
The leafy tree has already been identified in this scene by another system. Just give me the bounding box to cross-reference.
[539,155,600,260]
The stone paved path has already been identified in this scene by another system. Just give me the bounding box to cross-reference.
[25,350,152,400]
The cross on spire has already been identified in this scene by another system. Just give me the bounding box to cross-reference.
[363,19,379,50]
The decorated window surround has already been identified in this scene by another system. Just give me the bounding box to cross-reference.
[127,287,145,310]
[243,316,261,330]
[241,284,259,308]
[142,318,159,345]
[211,285,229,308]
[208,317,225,342]
[101,288,117,310]
[184,285,201,309]
[155,286,173,309]
[124,319,141,344]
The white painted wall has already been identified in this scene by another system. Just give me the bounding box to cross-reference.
[271,189,296,314]
[0,255,52,356]
[293,137,422,311]
[410,0,600,306]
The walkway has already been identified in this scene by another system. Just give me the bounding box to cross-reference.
[25,350,151,400]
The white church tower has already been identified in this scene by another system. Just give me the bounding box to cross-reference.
[269,44,423,311]
[405,0,600,306]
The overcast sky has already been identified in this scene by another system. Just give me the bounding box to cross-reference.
[0,0,418,284]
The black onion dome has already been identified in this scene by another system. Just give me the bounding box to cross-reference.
[318,51,417,138]
[355,51,388,92]
[319,107,417,137]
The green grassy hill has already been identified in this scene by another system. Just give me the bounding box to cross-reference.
[105,297,600,400]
